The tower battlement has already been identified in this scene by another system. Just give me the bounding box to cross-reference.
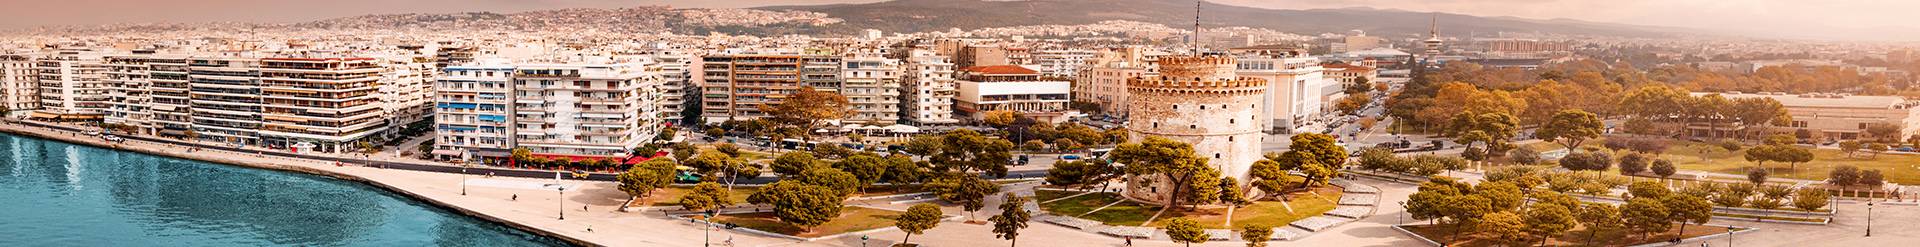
[1155,55,1238,81]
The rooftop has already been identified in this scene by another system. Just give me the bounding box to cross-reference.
[1697,92,1907,109]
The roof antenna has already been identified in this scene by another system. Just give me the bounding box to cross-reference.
[1193,0,1202,55]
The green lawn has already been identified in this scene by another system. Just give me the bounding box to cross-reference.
[1404,222,1736,247]
[1653,141,1920,184]
[708,206,903,238]
[1712,212,1826,223]
[1038,192,1123,217]
[1078,201,1161,226]
[640,186,761,208]
[1035,190,1080,202]
[1151,186,1343,229]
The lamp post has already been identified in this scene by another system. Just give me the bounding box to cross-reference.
[1866,201,1874,237]
[704,210,715,247]
[558,186,566,220]
[1726,225,1735,247]
[460,165,470,196]
[1397,201,1407,225]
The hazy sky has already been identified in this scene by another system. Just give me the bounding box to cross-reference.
[5,0,1916,41]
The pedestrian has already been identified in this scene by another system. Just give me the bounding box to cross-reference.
[586,225,593,232]
[512,194,518,201]
[583,205,588,211]
[1124,236,1132,246]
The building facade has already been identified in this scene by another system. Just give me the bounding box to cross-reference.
[840,55,903,124]
[0,53,39,115]
[433,63,516,163]
[954,65,1072,123]
[33,50,109,121]
[898,49,959,125]
[509,59,665,159]
[1235,52,1328,132]
[697,53,842,123]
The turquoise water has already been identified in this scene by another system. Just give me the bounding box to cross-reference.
[0,133,568,246]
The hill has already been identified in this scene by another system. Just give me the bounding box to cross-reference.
[760,0,1686,37]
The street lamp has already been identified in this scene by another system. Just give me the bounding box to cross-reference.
[1866,201,1874,237]
[1726,225,1735,247]
[461,165,470,196]
[558,186,566,220]
[1398,201,1407,225]
[704,210,715,247]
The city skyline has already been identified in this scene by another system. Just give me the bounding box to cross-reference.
[6,0,1920,41]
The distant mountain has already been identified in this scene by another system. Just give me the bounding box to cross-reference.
[760,0,1690,38]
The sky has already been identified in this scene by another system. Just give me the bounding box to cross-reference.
[4,0,1916,41]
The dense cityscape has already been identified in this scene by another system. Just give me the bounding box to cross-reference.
[3,0,1919,246]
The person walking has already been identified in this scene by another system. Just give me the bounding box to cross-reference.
[1124,236,1133,246]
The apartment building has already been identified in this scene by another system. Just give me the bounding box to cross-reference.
[1322,63,1378,88]
[697,53,842,123]
[32,50,109,121]
[183,57,264,145]
[1235,51,1330,132]
[955,65,1072,123]
[649,50,696,125]
[102,53,157,134]
[1032,49,1095,78]
[1073,47,1163,117]
[509,58,665,159]
[255,57,393,153]
[379,56,436,136]
[432,63,516,163]
[0,53,40,116]
[898,49,959,125]
[840,55,902,125]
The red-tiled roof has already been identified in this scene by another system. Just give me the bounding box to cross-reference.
[960,65,1038,75]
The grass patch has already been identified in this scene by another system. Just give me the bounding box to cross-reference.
[1038,192,1124,217]
[1655,140,1920,184]
[707,206,903,238]
[1403,222,1735,247]
[1150,186,1343,229]
[1035,190,1081,202]
[1078,201,1160,226]
[641,186,760,208]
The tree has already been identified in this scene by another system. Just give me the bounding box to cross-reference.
[1509,148,1542,164]
[1162,218,1207,247]
[677,182,734,212]
[1560,151,1613,173]
[1478,181,1526,211]
[982,110,1017,129]
[1539,109,1605,151]
[1053,138,1084,151]
[1219,177,1250,207]
[896,203,944,246]
[1651,159,1677,181]
[1045,160,1089,188]
[760,86,851,142]
[746,181,843,232]
[714,143,741,157]
[989,193,1031,246]
[1829,165,1861,186]
[1621,197,1672,240]
[1839,141,1862,158]
[1866,143,1890,159]
[1335,95,1372,115]
[772,151,823,178]
[1628,181,1671,199]
[617,159,677,200]
[1746,168,1769,185]
[1482,211,1531,245]
[1713,183,1755,208]
[931,174,998,220]
[1247,159,1294,201]
[798,167,860,198]
[684,151,754,182]
[1619,152,1649,177]
[1861,169,1885,187]
[1576,203,1624,246]
[1523,203,1578,246]
[831,153,889,191]
[1866,123,1901,142]
[1792,189,1830,211]
[1274,133,1347,190]
[1112,136,1219,208]
[919,129,1016,178]
[884,155,932,184]
[1241,224,1274,247]
[1661,195,1713,239]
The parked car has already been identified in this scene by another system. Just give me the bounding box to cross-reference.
[1061,154,1082,161]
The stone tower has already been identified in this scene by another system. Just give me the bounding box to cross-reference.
[1123,55,1268,204]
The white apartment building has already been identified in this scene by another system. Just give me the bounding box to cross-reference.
[183,57,265,145]
[899,49,959,125]
[1236,52,1330,132]
[649,49,696,125]
[379,56,437,136]
[955,65,1073,123]
[256,57,392,153]
[102,53,165,134]
[432,63,516,163]
[1073,47,1162,117]
[0,53,40,116]
[1032,49,1095,78]
[33,50,109,121]
[509,58,666,159]
[841,55,903,125]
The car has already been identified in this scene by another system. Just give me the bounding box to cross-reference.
[1898,147,1915,152]
[1061,154,1082,160]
